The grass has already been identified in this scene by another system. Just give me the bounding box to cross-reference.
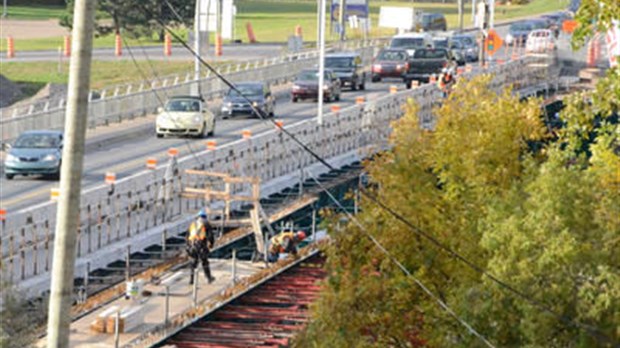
[1,4,65,20]
[0,60,198,92]
[1,0,569,52]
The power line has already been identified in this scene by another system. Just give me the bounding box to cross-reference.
[142,6,615,345]
[305,170,496,348]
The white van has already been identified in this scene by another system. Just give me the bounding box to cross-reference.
[389,32,433,56]
[525,29,556,53]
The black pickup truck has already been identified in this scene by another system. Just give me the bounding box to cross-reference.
[403,48,455,88]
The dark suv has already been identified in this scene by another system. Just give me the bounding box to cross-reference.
[324,53,366,90]
[417,13,447,32]
[221,82,275,118]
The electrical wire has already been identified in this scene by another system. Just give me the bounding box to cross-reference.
[304,169,496,347]
[142,6,615,345]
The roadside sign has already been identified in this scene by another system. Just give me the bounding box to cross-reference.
[562,20,578,34]
[485,29,503,56]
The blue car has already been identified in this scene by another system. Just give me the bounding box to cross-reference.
[4,130,63,180]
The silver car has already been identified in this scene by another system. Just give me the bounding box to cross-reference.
[4,130,63,180]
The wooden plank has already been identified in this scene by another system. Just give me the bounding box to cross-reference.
[224,176,260,184]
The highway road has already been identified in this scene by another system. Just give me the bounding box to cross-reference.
[0,80,401,212]
[0,18,591,213]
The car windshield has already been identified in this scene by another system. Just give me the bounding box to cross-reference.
[376,50,408,61]
[453,36,475,46]
[510,22,532,31]
[391,38,425,49]
[14,134,60,149]
[228,85,262,97]
[165,99,200,112]
[413,49,447,59]
[325,57,354,68]
[296,71,328,81]
[433,39,448,48]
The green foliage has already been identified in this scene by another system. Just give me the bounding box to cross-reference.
[298,71,619,347]
[60,0,193,39]
[572,0,620,49]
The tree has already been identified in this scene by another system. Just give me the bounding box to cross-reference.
[296,70,619,347]
[60,0,193,40]
[572,0,620,49]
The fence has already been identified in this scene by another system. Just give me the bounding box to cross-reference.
[0,39,384,144]
[0,57,550,295]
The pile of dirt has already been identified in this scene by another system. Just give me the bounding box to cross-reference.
[0,75,23,108]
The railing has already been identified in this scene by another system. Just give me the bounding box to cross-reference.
[0,39,385,144]
[0,57,550,295]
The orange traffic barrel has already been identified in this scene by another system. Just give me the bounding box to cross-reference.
[167,148,179,157]
[355,96,365,104]
[105,172,116,185]
[7,36,15,58]
[164,33,172,56]
[115,34,122,56]
[146,157,157,169]
[0,209,6,221]
[330,105,341,113]
[389,85,398,94]
[242,129,252,139]
[50,188,60,201]
[206,140,217,150]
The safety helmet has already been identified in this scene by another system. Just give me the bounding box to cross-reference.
[197,209,207,218]
[296,231,307,241]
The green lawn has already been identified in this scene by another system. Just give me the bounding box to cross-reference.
[1,0,569,52]
[0,60,199,94]
[3,5,65,20]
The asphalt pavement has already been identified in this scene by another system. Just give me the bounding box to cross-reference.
[0,80,399,211]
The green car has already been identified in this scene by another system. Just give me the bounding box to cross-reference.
[4,130,63,180]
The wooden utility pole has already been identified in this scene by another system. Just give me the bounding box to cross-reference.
[46,0,96,346]
[338,0,346,41]
[458,0,464,31]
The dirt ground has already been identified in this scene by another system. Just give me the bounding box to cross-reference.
[0,19,69,39]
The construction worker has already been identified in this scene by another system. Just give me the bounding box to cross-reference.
[437,67,455,96]
[186,209,215,284]
[267,231,306,262]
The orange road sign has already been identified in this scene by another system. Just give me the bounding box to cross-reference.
[486,29,503,56]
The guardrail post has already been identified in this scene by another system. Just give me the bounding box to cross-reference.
[125,245,131,282]
[192,268,198,308]
[231,249,237,284]
[164,285,170,326]
[114,310,120,348]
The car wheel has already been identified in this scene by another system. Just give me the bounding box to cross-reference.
[405,80,412,89]
[351,80,357,91]
[156,133,164,138]
[359,80,365,90]
[208,121,215,136]
[5,174,14,180]
[292,96,298,103]
[335,93,341,101]
[372,75,380,83]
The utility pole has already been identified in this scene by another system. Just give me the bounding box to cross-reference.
[46,0,96,346]
[476,0,489,66]
[193,0,202,95]
[2,0,7,18]
[317,0,326,125]
[338,0,346,41]
[458,0,464,31]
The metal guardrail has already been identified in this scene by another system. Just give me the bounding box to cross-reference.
[0,57,551,295]
[0,39,385,144]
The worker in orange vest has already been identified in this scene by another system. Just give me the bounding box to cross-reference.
[437,67,456,96]
[268,231,306,262]
[186,209,215,284]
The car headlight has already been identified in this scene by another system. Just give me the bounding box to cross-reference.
[227,102,232,107]
[5,154,17,162]
[43,154,58,162]
[323,84,330,90]
[157,114,169,123]
[292,85,301,91]
[372,64,382,71]
[193,115,202,123]
[506,34,513,41]
[252,101,259,107]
